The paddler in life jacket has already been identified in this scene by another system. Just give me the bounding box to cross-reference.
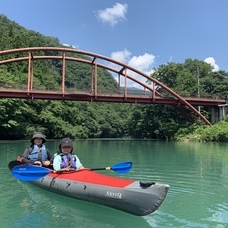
[21,132,53,167]
[53,138,84,172]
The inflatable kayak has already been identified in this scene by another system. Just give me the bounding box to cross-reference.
[9,161,169,216]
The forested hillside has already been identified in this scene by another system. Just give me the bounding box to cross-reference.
[0,15,228,141]
[0,15,133,139]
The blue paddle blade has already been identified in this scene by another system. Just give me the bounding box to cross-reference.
[12,165,51,181]
[111,161,132,174]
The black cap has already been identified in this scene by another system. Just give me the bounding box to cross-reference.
[60,138,73,147]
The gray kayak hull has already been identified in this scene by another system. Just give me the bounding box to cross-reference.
[32,169,169,216]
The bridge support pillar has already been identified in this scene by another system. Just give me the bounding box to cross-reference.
[211,106,228,124]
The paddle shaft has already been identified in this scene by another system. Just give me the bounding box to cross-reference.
[91,167,110,171]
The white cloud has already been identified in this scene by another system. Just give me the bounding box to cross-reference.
[62,43,71,47]
[95,3,128,26]
[168,56,173,62]
[128,53,155,74]
[62,43,77,49]
[110,50,155,88]
[204,57,219,72]
[110,49,131,62]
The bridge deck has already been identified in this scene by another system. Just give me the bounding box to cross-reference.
[0,88,225,106]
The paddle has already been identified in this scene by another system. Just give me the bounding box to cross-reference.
[12,161,133,181]
[91,161,132,174]
[8,160,25,171]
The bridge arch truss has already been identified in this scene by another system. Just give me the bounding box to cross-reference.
[1,47,225,125]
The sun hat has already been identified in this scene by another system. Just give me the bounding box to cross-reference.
[31,132,46,143]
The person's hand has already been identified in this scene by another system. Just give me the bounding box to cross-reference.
[42,161,50,166]
[59,165,71,171]
[63,165,71,171]
[33,161,42,165]
[55,165,71,173]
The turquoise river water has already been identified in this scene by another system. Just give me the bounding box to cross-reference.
[0,140,228,227]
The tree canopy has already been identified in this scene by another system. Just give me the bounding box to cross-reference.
[0,14,228,141]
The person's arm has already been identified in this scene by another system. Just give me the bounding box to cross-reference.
[75,155,84,169]
[53,155,62,171]
[22,148,34,164]
[46,149,53,161]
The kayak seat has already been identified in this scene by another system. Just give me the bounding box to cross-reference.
[139,181,155,188]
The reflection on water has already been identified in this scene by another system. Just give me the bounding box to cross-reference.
[1,140,228,227]
[9,183,151,228]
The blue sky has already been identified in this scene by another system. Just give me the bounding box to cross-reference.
[1,1,228,87]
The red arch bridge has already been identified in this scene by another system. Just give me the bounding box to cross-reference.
[0,47,227,126]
